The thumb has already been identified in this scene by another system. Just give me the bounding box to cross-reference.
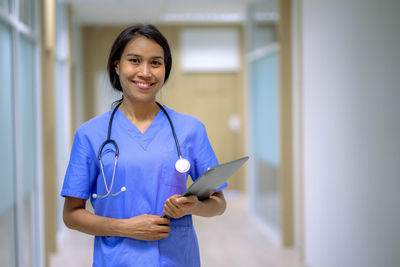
[179,195,196,204]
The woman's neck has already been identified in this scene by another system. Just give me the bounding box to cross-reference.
[119,98,160,123]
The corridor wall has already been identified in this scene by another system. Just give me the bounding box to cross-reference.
[295,0,400,266]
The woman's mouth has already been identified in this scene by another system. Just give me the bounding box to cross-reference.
[134,81,154,89]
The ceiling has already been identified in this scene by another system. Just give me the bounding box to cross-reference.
[64,0,278,25]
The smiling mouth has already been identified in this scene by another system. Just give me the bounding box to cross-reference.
[133,81,155,89]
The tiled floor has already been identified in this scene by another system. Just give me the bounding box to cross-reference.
[50,192,301,267]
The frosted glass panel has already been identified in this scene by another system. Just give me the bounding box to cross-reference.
[0,0,10,13]
[252,53,279,165]
[18,34,36,267]
[251,51,280,232]
[19,0,34,29]
[19,35,36,195]
[180,28,240,72]
[55,2,71,233]
[0,21,16,267]
[247,2,278,52]
[55,59,70,231]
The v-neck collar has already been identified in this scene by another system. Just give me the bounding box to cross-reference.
[115,107,164,151]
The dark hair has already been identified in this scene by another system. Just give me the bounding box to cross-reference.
[107,24,172,94]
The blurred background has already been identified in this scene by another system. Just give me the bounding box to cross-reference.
[1,0,399,266]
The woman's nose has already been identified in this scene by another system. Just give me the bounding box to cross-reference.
[138,63,151,78]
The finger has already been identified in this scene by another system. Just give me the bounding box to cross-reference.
[167,197,181,208]
[167,198,181,210]
[163,206,173,218]
[176,196,194,204]
[159,232,169,239]
[164,204,177,218]
[175,197,187,204]
[157,217,171,225]
[166,194,181,202]
[179,195,198,205]
[152,216,170,225]
[156,225,171,233]
[169,204,185,218]
[166,200,182,212]
[164,205,180,219]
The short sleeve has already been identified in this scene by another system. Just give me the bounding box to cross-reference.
[189,122,228,192]
[61,129,98,199]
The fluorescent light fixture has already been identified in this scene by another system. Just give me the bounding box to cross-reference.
[162,13,244,23]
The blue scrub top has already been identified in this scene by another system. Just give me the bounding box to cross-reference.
[61,105,227,267]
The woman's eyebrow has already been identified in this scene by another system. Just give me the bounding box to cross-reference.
[126,53,163,60]
[126,53,141,57]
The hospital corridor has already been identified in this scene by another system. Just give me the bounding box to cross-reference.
[1,0,400,267]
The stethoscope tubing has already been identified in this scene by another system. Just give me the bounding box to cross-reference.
[93,101,188,199]
[155,102,183,159]
[98,102,122,160]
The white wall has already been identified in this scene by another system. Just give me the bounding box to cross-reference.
[301,1,400,266]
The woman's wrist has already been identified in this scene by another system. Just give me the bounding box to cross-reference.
[189,192,226,217]
[109,217,129,237]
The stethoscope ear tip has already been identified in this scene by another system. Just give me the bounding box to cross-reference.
[121,186,127,192]
[92,193,98,199]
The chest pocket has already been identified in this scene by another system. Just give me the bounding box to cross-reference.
[161,146,188,192]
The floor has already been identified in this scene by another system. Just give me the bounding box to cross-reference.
[50,192,302,267]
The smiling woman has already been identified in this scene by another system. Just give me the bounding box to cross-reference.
[115,36,166,111]
[61,24,227,267]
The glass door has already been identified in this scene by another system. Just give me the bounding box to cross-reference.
[0,0,41,265]
[17,34,38,267]
[0,20,17,267]
[247,1,281,239]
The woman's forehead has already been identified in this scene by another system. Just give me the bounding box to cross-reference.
[123,36,164,57]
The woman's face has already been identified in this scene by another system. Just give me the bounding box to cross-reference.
[115,36,166,104]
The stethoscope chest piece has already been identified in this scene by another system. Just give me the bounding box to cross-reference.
[175,157,191,173]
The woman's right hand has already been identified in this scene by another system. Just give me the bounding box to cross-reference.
[120,214,171,241]
[63,197,170,241]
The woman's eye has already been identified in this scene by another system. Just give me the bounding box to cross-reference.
[152,61,162,66]
[129,58,140,64]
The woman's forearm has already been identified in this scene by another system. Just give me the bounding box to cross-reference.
[63,199,125,237]
[63,197,171,241]
[189,191,227,217]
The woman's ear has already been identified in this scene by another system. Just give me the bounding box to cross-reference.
[114,60,120,75]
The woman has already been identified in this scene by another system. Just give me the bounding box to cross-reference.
[61,24,227,267]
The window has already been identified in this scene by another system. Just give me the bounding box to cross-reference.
[19,0,34,29]
[18,34,37,267]
[0,0,10,13]
[0,20,17,267]
[0,0,40,266]
[247,1,281,240]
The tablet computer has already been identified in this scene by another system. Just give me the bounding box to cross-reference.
[183,156,249,200]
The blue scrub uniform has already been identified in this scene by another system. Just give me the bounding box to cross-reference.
[61,105,227,267]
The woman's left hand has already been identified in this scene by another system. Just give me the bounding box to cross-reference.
[163,195,199,219]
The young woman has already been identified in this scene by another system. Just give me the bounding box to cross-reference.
[61,24,227,267]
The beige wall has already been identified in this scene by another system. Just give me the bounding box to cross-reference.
[41,0,57,266]
[81,24,247,191]
[279,0,294,247]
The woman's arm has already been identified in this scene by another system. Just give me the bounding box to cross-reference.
[163,190,227,218]
[63,197,171,241]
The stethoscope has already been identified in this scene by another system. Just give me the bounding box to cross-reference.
[92,101,191,199]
